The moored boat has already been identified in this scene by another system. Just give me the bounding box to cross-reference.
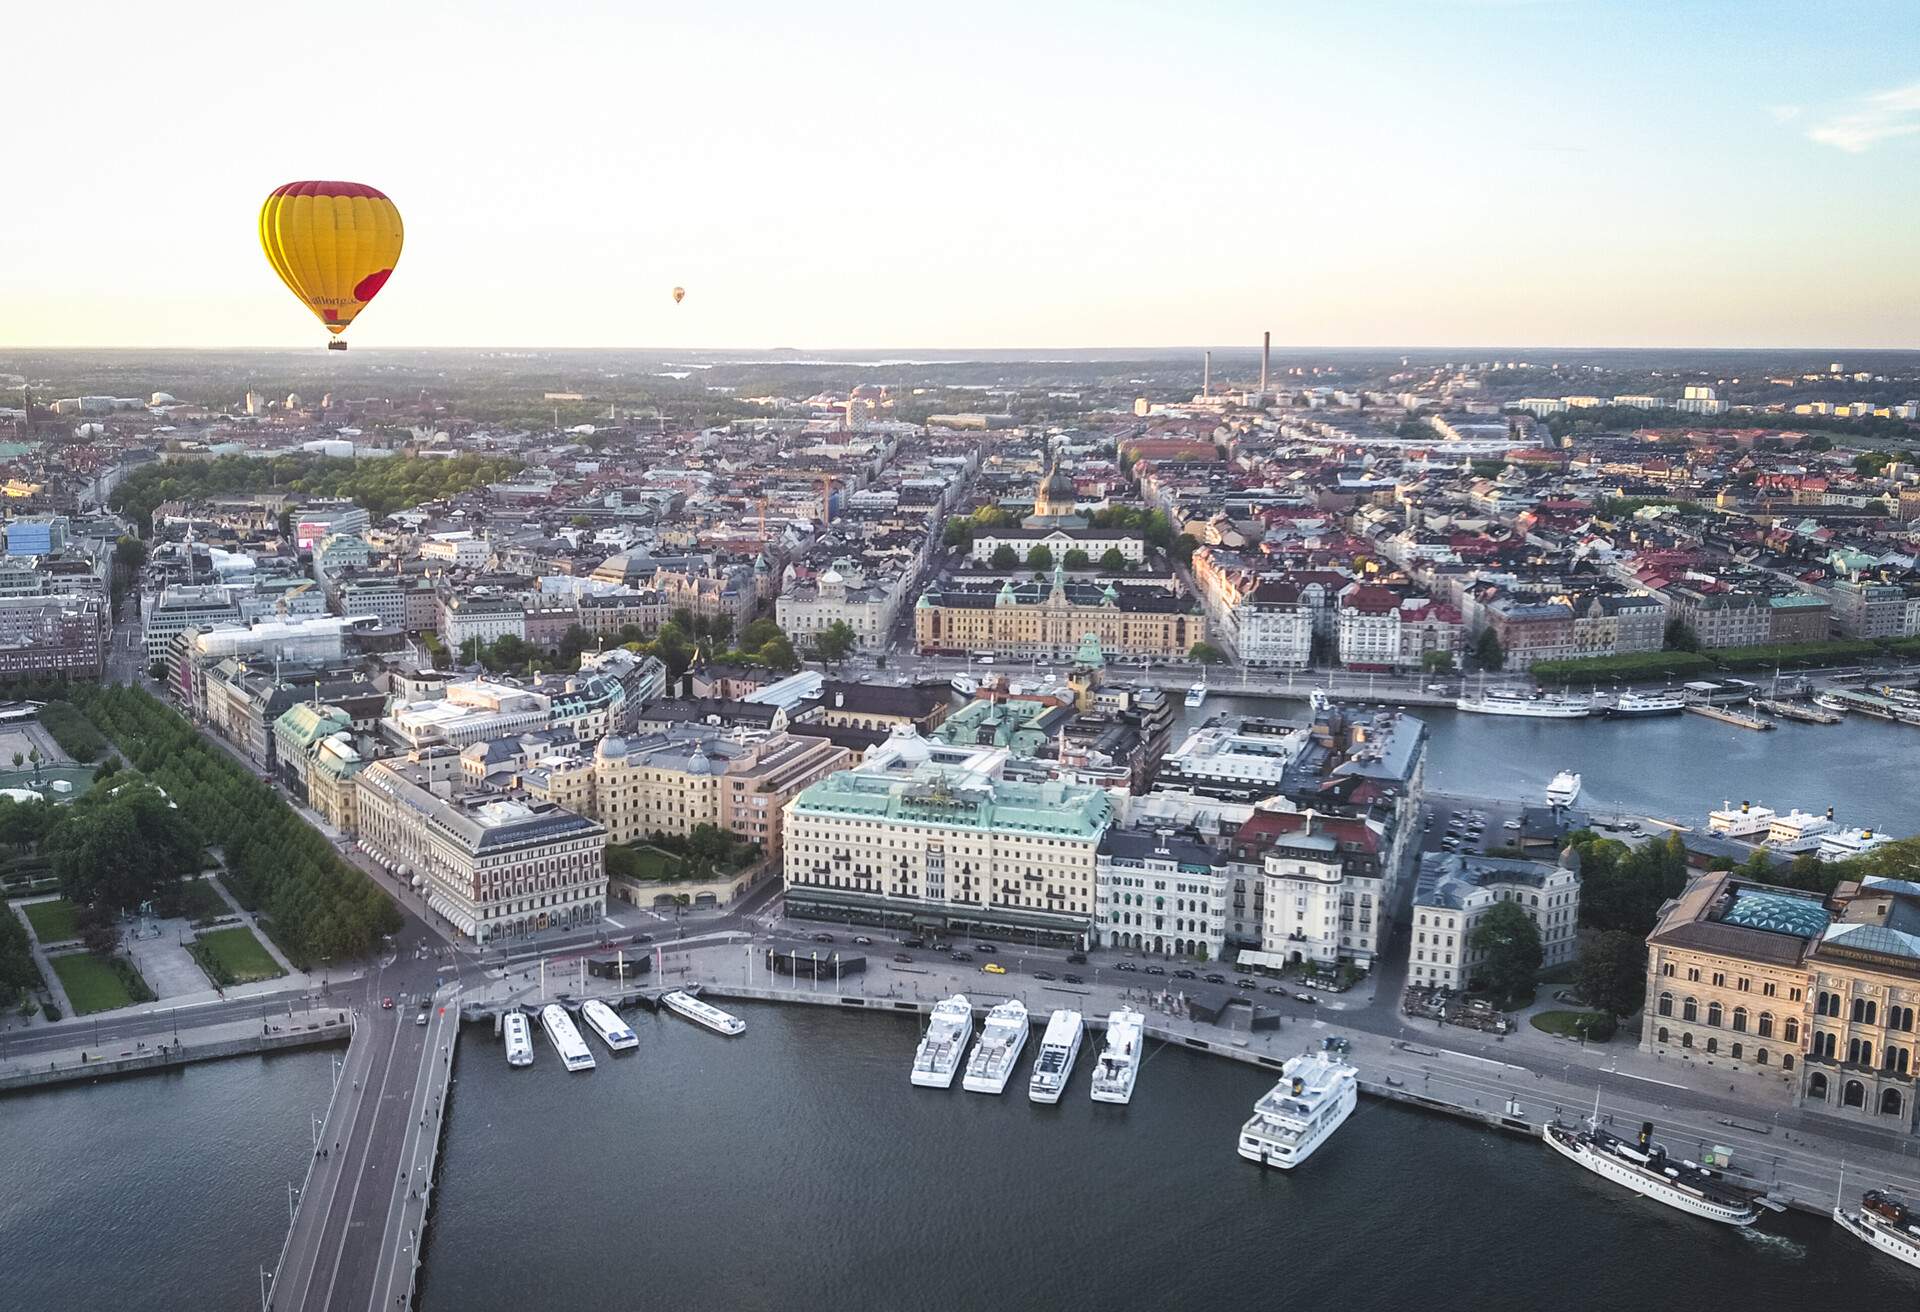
[1237,1046,1358,1170]
[1028,1009,1084,1104]
[503,1010,534,1068]
[1455,690,1591,719]
[580,999,638,1052]
[1546,770,1582,808]
[962,999,1030,1095]
[911,994,974,1089]
[1543,1102,1767,1226]
[540,1003,596,1073]
[1835,1189,1920,1272]
[662,990,746,1036]
[1090,1008,1145,1104]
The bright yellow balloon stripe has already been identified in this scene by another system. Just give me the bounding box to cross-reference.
[259,183,404,339]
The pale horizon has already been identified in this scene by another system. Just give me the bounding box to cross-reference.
[6,0,1918,352]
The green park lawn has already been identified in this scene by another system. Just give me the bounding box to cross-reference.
[21,897,79,943]
[192,925,284,985]
[50,952,148,1015]
[1530,1009,1616,1041]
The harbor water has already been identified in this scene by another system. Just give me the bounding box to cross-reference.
[1177,693,1920,834]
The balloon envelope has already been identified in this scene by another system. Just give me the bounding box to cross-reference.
[259,181,403,340]
[672,286,686,304]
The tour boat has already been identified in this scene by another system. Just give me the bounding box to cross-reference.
[962,999,1030,1095]
[1454,690,1591,719]
[540,1003,596,1073]
[1185,680,1208,709]
[1546,770,1582,809]
[580,999,638,1053]
[912,994,975,1089]
[1609,690,1685,717]
[1089,1008,1145,1104]
[662,990,746,1036]
[1543,1099,1769,1226]
[503,1010,534,1068]
[1835,1189,1920,1273]
[1027,1009,1084,1104]
[1237,1048,1358,1171]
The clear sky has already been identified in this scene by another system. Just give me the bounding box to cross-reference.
[5,0,1917,351]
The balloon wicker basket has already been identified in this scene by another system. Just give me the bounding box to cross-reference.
[327,340,348,351]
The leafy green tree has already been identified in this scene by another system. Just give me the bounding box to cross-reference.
[812,621,858,666]
[1422,651,1456,674]
[0,898,38,1006]
[1577,930,1648,1017]
[1469,901,1542,1005]
[1062,548,1090,570]
[741,619,784,650]
[1099,547,1127,571]
[1169,534,1198,564]
[1188,641,1226,664]
[1664,618,1700,652]
[990,545,1018,570]
[113,536,148,570]
[570,514,593,529]
[1474,627,1505,672]
[1027,545,1054,571]
[46,777,203,911]
[757,634,798,672]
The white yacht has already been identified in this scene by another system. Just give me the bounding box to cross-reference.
[1812,691,1851,714]
[1546,770,1582,809]
[962,999,1030,1095]
[1764,808,1834,854]
[1237,1048,1358,1170]
[1544,1104,1766,1226]
[1027,1009,1084,1104]
[662,990,746,1036]
[580,999,638,1053]
[1835,1190,1920,1272]
[1454,690,1592,718]
[1706,800,1777,839]
[1089,1008,1145,1104]
[950,673,978,697]
[1185,680,1208,709]
[540,1003,596,1073]
[911,994,974,1089]
[503,1010,534,1068]
[1609,690,1686,717]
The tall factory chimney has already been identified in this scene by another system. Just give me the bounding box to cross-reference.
[1260,332,1270,398]
[1202,351,1211,398]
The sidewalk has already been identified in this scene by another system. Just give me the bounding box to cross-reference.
[0,1008,351,1092]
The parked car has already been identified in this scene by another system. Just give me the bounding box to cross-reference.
[982,962,1006,975]
[1063,974,1084,985]
[1264,985,1288,996]
[631,933,654,944]
[1115,961,1138,972]
[853,935,873,946]
[973,943,997,954]
[1296,992,1318,1004]
[1144,965,1167,976]
[951,951,974,963]
[1504,819,1522,830]
[1173,968,1197,980]
[902,937,925,949]
[893,953,913,964]
[1204,973,1227,985]
[1236,978,1257,990]
[813,933,835,944]
[1034,971,1057,981]
[1066,952,1088,965]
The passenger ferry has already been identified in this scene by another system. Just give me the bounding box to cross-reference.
[1609,690,1685,718]
[580,999,638,1053]
[1835,1189,1920,1272]
[1706,799,1777,839]
[950,673,979,697]
[1543,1101,1769,1226]
[1185,680,1208,709]
[1813,691,1852,714]
[912,994,975,1088]
[1027,1009,1084,1104]
[503,1010,534,1068]
[1089,1008,1145,1104]
[540,1003,596,1073]
[962,999,1030,1095]
[662,990,746,1036]
[1237,1047,1358,1170]
[1546,770,1582,809]
[1454,690,1591,719]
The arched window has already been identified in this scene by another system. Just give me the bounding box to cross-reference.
[1707,1002,1723,1028]
[1810,1072,1830,1100]
[1706,1037,1718,1054]
[1683,997,1698,1022]
[1757,1048,1769,1065]
[1661,962,1675,977]
[1883,1088,1905,1118]
[1786,1018,1800,1043]
[1758,1012,1774,1038]
[1732,1007,1748,1033]
[1657,1027,1670,1044]
[1682,1032,1694,1049]
[1658,992,1673,1018]
[1849,1038,1875,1068]
[1814,1031,1837,1059]
[1731,1043,1743,1061]
[1845,1080,1867,1109]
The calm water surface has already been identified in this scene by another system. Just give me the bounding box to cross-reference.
[421,1001,1913,1312]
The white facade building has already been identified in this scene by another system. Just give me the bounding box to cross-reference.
[1094,826,1229,961]
[1410,851,1582,991]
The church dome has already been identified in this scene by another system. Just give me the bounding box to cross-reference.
[1040,463,1075,501]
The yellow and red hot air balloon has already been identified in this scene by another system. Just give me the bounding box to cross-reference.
[672,286,685,304]
[259,181,403,350]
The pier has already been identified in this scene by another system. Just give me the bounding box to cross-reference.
[1685,703,1775,731]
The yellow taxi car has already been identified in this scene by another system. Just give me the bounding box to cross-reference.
[981,962,1007,975]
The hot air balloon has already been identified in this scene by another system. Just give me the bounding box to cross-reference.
[672,286,686,304]
[259,181,403,350]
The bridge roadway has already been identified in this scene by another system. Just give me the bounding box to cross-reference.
[268,986,459,1312]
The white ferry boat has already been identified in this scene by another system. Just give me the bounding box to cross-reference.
[1706,800,1776,839]
[662,990,746,1036]
[540,1003,596,1073]
[1546,770,1582,808]
[1610,690,1685,717]
[1089,1008,1145,1104]
[503,1010,534,1068]
[962,999,1030,1095]
[1454,690,1591,719]
[1812,691,1851,714]
[1764,808,1834,853]
[1027,1009,1084,1104]
[1237,1048,1358,1170]
[1543,1106,1764,1226]
[912,994,975,1088]
[580,999,638,1053]
[950,673,978,697]
[1185,680,1208,709]
[1835,1190,1920,1272]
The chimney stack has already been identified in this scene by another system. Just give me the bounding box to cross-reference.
[1203,351,1211,398]
[1260,331,1270,398]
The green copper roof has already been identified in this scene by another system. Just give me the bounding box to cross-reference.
[1721,888,1831,939]
[791,766,1112,840]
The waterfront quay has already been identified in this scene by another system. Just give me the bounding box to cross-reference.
[0,1007,350,1094]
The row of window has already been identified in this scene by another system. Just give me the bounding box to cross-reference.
[1655,996,1800,1040]
[1659,961,1799,1000]
[1652,1029,1795,1068]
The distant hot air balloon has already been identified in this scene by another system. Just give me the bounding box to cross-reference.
[672,286,686,304]
[259,181,403,350]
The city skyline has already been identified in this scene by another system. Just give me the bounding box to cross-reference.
[5,1,1919,351]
